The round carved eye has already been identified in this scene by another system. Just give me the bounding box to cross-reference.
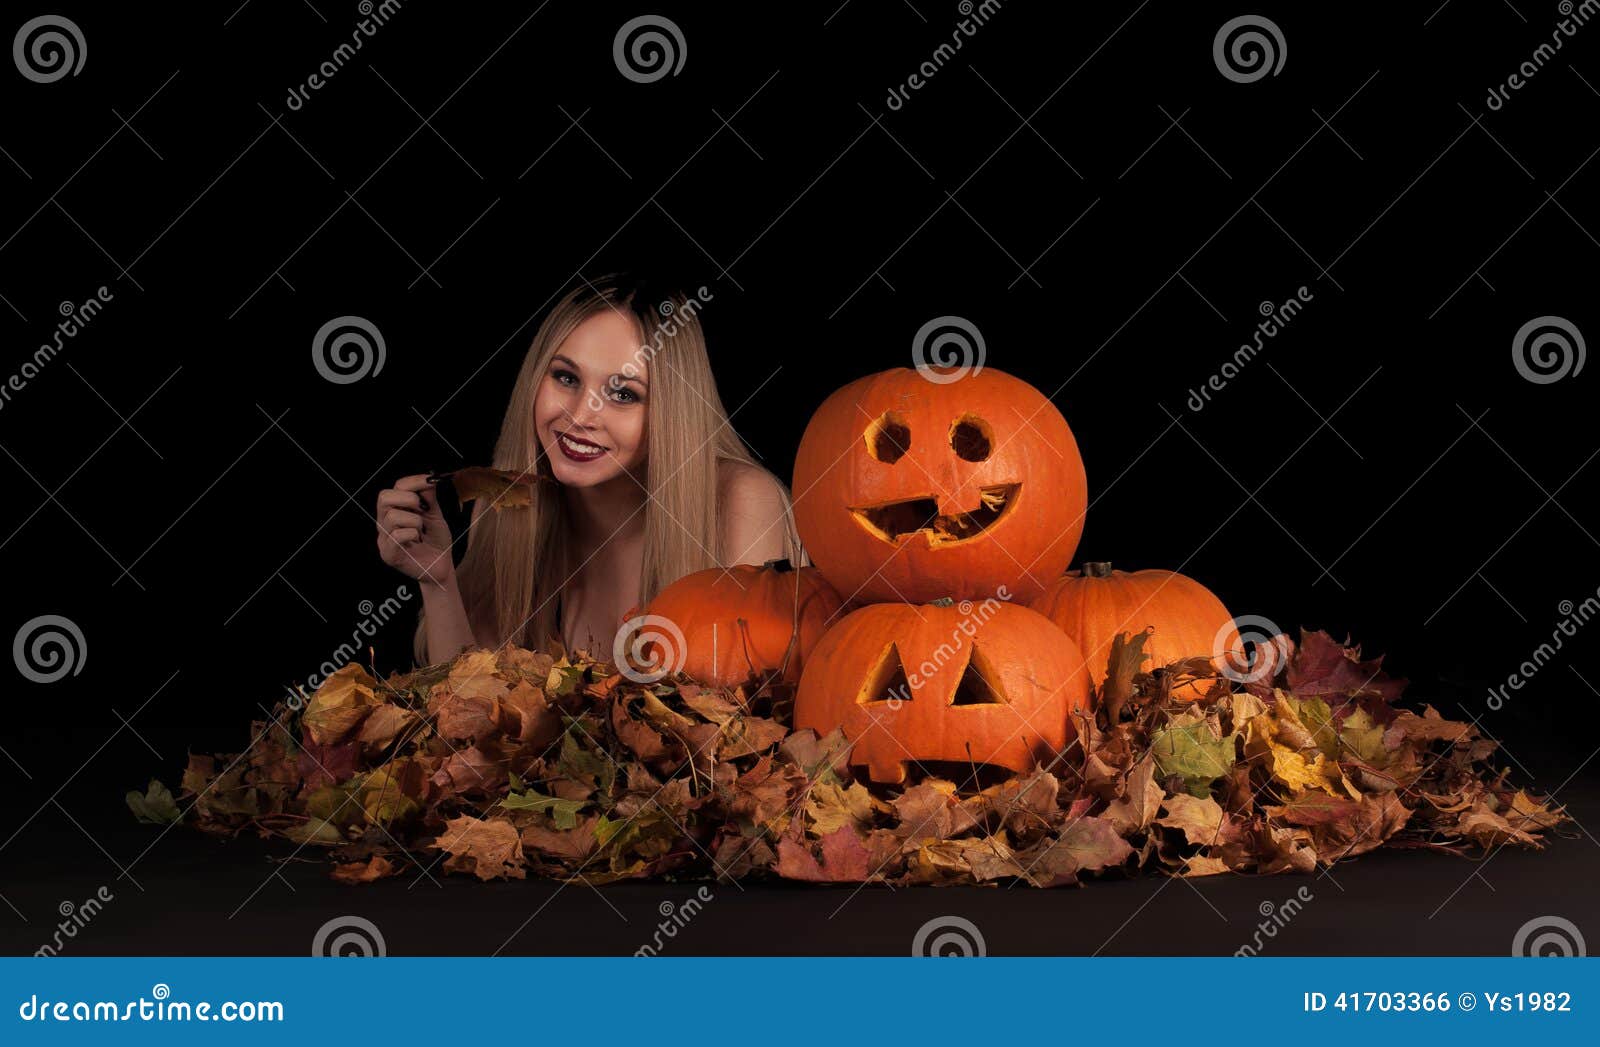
[865,411,911,463]
[949,414,992,462]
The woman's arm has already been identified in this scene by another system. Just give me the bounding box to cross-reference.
[718,461,792,566]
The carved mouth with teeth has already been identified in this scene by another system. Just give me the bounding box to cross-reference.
[850,483,1020,546]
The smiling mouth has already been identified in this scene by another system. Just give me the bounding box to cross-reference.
[555,430,609,456]
[850,483,1020,546]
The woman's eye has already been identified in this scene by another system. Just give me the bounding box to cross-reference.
[551,368,578,387]
[609,386,640,404]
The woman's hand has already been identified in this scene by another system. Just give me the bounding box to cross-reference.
[376,474,455,588]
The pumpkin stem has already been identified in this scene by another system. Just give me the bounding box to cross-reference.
[928,596,956,607]
[1083,561,1114,578]
[763,557,794,573]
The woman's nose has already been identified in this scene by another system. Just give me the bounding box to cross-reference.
[567,388,606,427]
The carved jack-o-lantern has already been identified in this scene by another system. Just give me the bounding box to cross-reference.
[791,367,1088,605]
[794,599,1092,783]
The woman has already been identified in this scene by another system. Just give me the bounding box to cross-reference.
[374,274,803,665]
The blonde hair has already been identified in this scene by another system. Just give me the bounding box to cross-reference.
[416,274,803,661]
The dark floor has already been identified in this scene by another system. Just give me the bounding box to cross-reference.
[3,765,1595,956]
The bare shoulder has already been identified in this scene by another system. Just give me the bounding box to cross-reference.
[717,459,789,563]
[718,459,786,511]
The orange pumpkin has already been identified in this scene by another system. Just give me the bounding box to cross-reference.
[636,559,844,687]
[1029,562,1240,700]
[794,598,1091,783]
[791,367,1087,605]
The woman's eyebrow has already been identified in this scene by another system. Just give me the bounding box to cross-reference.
[611,370,647,388]
[550,353,583,372]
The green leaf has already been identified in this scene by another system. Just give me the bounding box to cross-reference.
[501,788,587,829]
[1150,722,1237,796]
[1282,696,1339,759]
[125,779,181,824]
[1338,708,1388,766]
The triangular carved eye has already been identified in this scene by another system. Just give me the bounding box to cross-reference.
[951,647,1006,706]
[857,643,912,706]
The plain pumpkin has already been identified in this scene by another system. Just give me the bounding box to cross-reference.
[790,367,1087,605]
[1029,562,1240,700]
[794,598,1092,783]
[635,558,844,687]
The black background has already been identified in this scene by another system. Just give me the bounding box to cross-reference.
[1,1,1597,955]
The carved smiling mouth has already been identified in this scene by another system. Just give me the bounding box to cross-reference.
[850,483,1020,547]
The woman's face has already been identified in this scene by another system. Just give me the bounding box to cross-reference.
[532,310,649,487]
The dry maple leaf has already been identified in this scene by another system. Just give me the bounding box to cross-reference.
[430,815,527,881]
[437,466,542,509]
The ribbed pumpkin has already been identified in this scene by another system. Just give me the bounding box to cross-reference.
[791,367,1087,605]
[635,559,844,687]
[794,598,1091,783]
[1029,562,1239,700]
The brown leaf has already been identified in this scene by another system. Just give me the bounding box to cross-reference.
[430,815,527,880]
[331,855,398,884]
[1286,629,1406,710]
[445,466,538,509]
[775,826,872,882]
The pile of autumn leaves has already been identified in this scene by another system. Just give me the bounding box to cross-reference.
[128,629,1570,886]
